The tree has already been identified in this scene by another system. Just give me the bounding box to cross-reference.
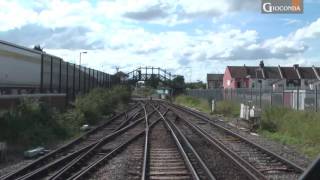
[171,75,185,95]
[113,71,128,84]
[33,45,44,52]
[186,80,206,89]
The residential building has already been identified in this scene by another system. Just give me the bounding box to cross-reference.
[223,61,320,89]
[207,74,223,89]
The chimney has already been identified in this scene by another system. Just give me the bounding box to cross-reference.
[294,64,302,79]
[278,65,284,79]
[312,65,320,80]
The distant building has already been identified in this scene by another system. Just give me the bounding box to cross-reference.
[207,74,223,89]
[223,61,320,89]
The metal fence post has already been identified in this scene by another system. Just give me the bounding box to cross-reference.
[83,67,86,93]
[95,70,97,87]
[259,84,262,108]
[40,54,44,93]
[297,87,300,110]
[66,62,69,105]
[270,89,273,106]
[73,63,76,99]
[103,73,106,88]
[316,86,318,112]
[50,56,53,93]
[78,65,81,93]
[92,69,94,88]
[97,70,99,87]
[58,59,62,93]
[88,68,91,92]
[96,70,98,87]
[105,73,108,88]
[93,69,96,88]
[282,86,285,106]
[107,74,109,88]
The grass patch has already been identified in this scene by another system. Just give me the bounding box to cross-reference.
[174,96,240,118]
[174,95,211,113]
[260,107,320,158]
[215,100,240,118]
[0,86,131,149]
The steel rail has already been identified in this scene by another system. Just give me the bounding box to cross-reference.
[49,105,157,180]
[114,109,142,131]
[141,103,149,180]
[0,104,139,180]
[168,102,305,173]
[71,117,164,179]
[168,107,264,180]
[16,145,93,180]
[151,105,200,180]
[164,115,217,180]
[16,108,143,180]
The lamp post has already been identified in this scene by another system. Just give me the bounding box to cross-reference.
[79,51,87,66]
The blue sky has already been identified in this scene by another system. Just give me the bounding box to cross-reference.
[0,0,320,81]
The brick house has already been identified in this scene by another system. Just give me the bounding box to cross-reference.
[223,61,320,89]
[207,74,223,89]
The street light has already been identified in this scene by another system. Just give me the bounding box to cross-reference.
[79,51,87,66]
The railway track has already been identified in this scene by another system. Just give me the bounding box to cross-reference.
[64,102,215,180]
[161,101,305,180]
[147,121,192,180]
[1,100,307,180]
[0,103,141,180]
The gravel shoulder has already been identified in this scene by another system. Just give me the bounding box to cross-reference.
[180,105,312,169]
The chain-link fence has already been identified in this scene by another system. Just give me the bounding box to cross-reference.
[187,87,320,112]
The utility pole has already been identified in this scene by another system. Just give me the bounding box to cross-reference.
[79,51,87,66]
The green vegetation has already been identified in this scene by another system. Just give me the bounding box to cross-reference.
[215,100,240,118]
[171,76,185,95]
[175,95,320,158]
[75,86,131,124]
[260,107,320,158]
[185,81,206,89]
[0,86,131,149]
[174,95,239,117]
[174,95,211,113]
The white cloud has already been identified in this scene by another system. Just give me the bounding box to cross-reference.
[0,1,38,31]
[292,18,320,41]
[0,0,320,82]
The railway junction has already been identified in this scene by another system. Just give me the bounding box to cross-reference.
[0,99,313,180]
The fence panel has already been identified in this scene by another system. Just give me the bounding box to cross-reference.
[187,87,320,112]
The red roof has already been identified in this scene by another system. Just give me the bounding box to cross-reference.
[227,66,319,80]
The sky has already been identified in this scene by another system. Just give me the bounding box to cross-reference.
[0,0,320,82]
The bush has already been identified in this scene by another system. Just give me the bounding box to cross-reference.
[53,109,85,137]
[75,86,131,124]
[0,98,65,147]
[0,86,131,149]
